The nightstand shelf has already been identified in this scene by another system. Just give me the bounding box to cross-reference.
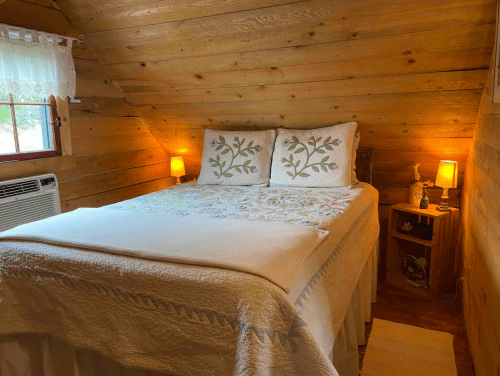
[387,203,459,299]
[389,230,433,247]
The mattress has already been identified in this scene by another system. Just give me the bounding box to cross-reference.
[0,182,379,376]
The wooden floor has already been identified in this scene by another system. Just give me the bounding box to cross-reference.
[359,283,474,376]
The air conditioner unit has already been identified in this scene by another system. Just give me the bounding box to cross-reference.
[0,173,61,233]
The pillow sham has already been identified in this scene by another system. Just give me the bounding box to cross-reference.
[352,131,361,184]
[270,122,357,188]
[197,129,277,185]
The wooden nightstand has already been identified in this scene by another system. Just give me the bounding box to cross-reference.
[387,203,459,299]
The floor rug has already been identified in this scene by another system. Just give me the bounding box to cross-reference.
[361,318,457,376]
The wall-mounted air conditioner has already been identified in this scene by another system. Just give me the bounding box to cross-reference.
[0,173,61,233]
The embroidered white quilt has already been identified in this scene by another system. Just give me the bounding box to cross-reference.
[0,183,379,376]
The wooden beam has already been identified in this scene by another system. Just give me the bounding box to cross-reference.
[135,90,482,117]
[61,177,176,212]
[76,78,124,98]
[107,47,491,83]
[142,109,479,129]
[69,98,139,118]
[371,172,465,187]
[62,0,310,33]
[123,70,487,105]
[91,22,494,65]
[377,187,460,207]
[0,155,77,182]
[70,117,150,138]
[58,148,169,180]
[83,1,494,50]
[71,132,162,156]
[59,162,171,201]
[74,58,111,80]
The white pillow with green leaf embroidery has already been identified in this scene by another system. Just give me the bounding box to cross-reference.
[198,129,277,185]
[270,122,357,188]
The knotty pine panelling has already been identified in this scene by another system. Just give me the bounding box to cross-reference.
[53,0,495,280]
[460,39,500,376]
[55,0,495,190]
[0,0,175,211]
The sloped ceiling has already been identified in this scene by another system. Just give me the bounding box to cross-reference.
[55,0,495,187]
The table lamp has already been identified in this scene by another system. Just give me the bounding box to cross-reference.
[435,160,458,211]
[171,156,185,185]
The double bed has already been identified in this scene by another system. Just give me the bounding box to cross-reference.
[0,125,379,376]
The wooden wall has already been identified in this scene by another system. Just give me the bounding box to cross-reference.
[55,0,495,279]
[0,0,175,211]
[56,0,496,188]
[460,27,500,376]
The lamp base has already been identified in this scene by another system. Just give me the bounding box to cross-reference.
[436,206,452,212]
[175,176,182,185]
[436,187,452,211]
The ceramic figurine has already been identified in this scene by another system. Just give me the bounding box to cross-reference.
[420,184,429,209]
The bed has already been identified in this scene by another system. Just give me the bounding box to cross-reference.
[0,145,379,376]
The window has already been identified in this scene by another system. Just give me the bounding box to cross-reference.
[0,93,61,162]
[0,22,76,162]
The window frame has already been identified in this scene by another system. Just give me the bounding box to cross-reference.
[0,94,62,162]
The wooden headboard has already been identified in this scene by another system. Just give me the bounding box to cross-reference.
[356,148,374,185]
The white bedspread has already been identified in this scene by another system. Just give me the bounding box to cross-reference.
[0,183,379,376]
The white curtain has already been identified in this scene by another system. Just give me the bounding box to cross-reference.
[0,23,76,99]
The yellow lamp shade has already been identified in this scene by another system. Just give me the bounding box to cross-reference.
[171,156,185,177]
[435,160,458,189]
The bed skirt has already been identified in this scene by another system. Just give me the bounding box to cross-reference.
[0,242,378,376]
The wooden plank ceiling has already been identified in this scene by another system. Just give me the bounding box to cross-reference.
[56,0,496,187]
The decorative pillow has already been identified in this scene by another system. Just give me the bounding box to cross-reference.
[197,129,277,185]
[270,122,357,188]
[352,131,361,184]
